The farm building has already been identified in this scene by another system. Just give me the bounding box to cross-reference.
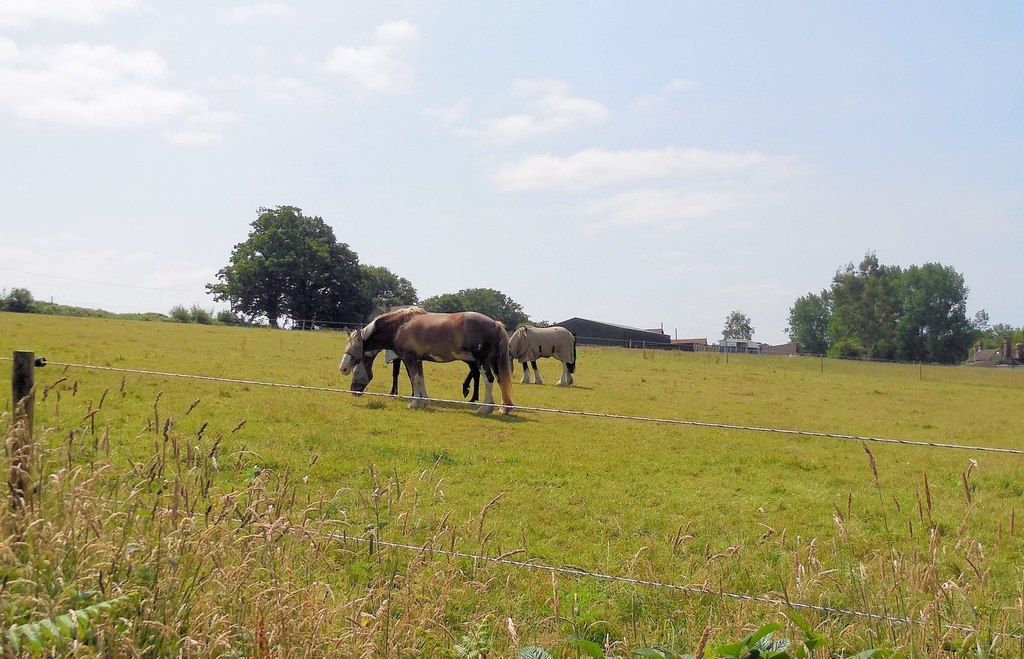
[555,317,672,348]
[715,338,762,354]
[762,341,800,356]
[672,337,708,352]
[968,338,1023,367]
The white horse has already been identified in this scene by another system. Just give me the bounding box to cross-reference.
[508,326,576,386]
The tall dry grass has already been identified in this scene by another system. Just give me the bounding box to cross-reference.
[2,404,524,657]
[4,386,1024,657]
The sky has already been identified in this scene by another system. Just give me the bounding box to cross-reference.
[0,1,1021,345]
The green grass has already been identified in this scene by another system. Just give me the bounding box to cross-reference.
[3,311,1024,656]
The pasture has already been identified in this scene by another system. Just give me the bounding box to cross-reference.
[3,312,1024,656]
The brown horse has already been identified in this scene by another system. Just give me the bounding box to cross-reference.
[339,307,514,415]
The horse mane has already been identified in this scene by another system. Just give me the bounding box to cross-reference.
[375,306,426,321]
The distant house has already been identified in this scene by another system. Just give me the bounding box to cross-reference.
[555,317,671,348]
[968,338,1023,367]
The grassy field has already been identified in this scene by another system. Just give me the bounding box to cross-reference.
[3,312,1024,656]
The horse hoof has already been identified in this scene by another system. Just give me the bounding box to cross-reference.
[475,405,494,416]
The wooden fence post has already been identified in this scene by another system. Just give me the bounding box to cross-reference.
[12,351,35,435]
[10,350,35,507]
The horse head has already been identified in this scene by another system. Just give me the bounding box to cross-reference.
[350,350,379,394]
[338,328,365,376]
[509,326,530,360]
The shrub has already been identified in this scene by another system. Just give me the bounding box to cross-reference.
[2,287,35,313]
[216,310,244,325]
[190,305,213,324]
[168,305,191,323]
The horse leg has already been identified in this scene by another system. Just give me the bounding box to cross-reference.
[476,365,496,416]
[405,359,428,409]
[519,361,531,384]
[531,360,543,385]
[558,360,571,386]
[462,363,480,402]
[390,359,400,396]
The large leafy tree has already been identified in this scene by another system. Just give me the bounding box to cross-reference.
[828,253,901,358]
[207,206,371,327]
[1,287,34,313]
[722,310,754,340]
[786,290,831,355]
[421,288,529,330]
[790,251,978,363]
[892,263,974,363]
[360,265,418,309]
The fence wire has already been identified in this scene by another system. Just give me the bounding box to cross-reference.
[73,492,999,640]
[8,357,1022,456]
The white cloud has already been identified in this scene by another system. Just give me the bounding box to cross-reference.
[494,147,777,192]
[631,77,698,111]
[663,78,699,93]
[458,79,609,144]
[222,2,292,23]
[323,20,421,96]
[0,38,224,137]
[495,146,800,230]
[374,21,419,43]
[584,188,739,228]
[0,0,136,26]
[167,130,222,146]
[257,75,326,106]
[423,99,470,124]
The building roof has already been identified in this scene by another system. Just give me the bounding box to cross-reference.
[558,317,667,335]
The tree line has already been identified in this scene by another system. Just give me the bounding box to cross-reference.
[207,206,530,330]
[5,209,1020,363]
[785,252,1020,363]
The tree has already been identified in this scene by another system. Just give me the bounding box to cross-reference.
[207,206,372,327]
[2,288,35,313]
[791,251,979,364]
[722,310,754,340]
[421,288,530,330]
[892,263,975,363]
[786,290,831,355]
[827,252,901,359]
[360,265,418,309]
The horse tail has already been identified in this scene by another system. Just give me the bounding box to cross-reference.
[495,324,515,413]
[567,330,577,374]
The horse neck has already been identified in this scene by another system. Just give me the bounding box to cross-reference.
[364,314,403,352]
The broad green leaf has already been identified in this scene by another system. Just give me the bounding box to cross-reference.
[749,622,784,647]
[570,637,607,659]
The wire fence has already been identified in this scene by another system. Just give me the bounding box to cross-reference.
[9,358,1022,456]
[5,353,1024,640]
[71,491,996,639]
